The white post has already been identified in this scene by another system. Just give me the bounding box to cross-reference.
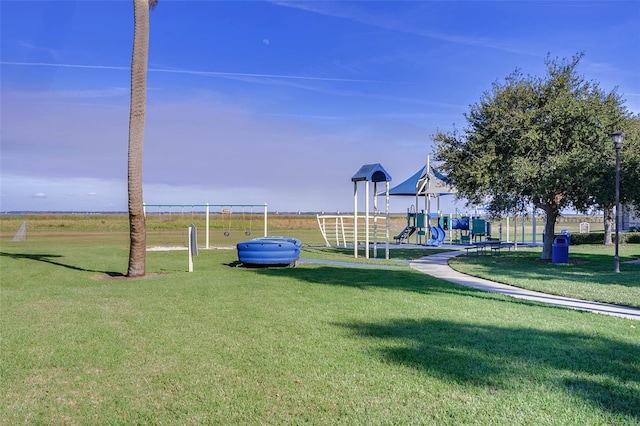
[449,213,453,244]
[264,203,268,237]
[205,203,210,249]
[188,226,194,272]
[532,209,537,244]
[385,181,390,260]
[513,214,518,249]
[354,182,358,258]
[506,216,510,242]
[365,181,370,259]
[373,182,378,259]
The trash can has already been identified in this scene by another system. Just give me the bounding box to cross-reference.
[552,236,569,263]
[560,229,571,245]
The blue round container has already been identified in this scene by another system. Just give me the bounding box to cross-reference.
[237,236,302,266]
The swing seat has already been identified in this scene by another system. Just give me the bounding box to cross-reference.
[236,236,302,267]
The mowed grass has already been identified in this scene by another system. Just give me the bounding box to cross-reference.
[1,215,639,424]
[449,245,640,308]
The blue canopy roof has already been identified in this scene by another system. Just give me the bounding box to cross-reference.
[388,166,456,196]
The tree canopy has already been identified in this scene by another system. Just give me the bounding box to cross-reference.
[432,54,630,259]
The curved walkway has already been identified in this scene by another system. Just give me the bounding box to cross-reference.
[410,250,640,321]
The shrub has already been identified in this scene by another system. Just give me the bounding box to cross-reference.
[569,232,605,245]
[570,232,640,245]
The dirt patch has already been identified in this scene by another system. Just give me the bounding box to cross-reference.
[92,272,167,281]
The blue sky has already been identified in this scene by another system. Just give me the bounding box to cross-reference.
[1,1,639,213]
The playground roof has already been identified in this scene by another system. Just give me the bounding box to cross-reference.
[388,166,456,196]
[351,163,392,183]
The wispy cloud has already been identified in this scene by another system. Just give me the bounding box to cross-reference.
[0,61,393,84]
[271,1,537,56]
[4,87,130,100]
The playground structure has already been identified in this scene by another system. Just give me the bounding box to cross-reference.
[445,214,492,243]
[392,210,492,246]
[387,157,507,245]
[387,156,459,245]
[425,213,446,246]
[314,163,394,259]
[317,213,389,248]
[317,159,484,254]
[351,163,392,259]
[393,209,446,246]
[144,203,268,248]
[318,209,494,248]
[317,158,553,253]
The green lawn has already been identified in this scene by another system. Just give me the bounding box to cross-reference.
[448,244,640,308]
[1,237,639,424]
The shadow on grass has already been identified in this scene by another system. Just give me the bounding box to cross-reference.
[0,251,124,277]
[255,264,572,311]
[335,317,640,420]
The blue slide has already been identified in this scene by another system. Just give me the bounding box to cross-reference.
[435,225,446,245]
[426,225,446,247]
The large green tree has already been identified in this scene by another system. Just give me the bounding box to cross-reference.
[581,114,640,245]
[126,0,157,277]
[621,115,640,211]
[433,54,628,260]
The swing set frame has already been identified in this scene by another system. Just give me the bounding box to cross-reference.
[144,203,268,248]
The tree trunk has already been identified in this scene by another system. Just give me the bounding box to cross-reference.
[541,207,559,260]
[603,207,613,245]
[126,0,150,277]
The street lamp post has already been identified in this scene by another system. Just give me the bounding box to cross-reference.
[612,130,624,273]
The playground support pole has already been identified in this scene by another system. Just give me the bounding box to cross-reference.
[365,181,370,259]
[353,181,358,258]
[373,182,378,259]
[188,229,194,272]
[188,224,197,272]
[205,203,210,249]
[425,156,430,246]
[385,181,390,260]
[532,209,537,244]
[263,203,268,237]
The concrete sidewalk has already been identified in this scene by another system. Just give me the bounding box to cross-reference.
[410,251,640,321]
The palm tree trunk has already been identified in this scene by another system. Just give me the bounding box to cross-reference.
[126,0,151,277]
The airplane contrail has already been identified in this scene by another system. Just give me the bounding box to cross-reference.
[0,61,393,83]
